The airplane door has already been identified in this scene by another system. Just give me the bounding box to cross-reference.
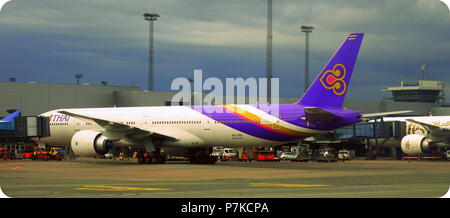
[69,121,81,141]
[75,121,81,131]
[141,116,150,129]
[202,119,215,140]
[203,120,211,130]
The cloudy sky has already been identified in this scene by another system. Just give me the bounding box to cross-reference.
[0,0,449,100]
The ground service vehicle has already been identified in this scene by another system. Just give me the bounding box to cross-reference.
[222,148,238,161]
[238,153,251,162]
[0,148,10,160]
[314,148,338,162]
[32,147,50,161]
[291,145,312,162]
[22,146,34,159]
[280,151,297,160]
[103,153,114,159]
[338,149,351,161]
[48,147,63,161]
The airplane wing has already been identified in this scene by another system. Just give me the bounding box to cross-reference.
[362,110,413,118]
[304,107,343,122]
[58,110,177,141]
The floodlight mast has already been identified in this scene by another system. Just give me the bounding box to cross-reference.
[266,0,273,104]
[301,25,314,93]
[143,13,160,91]
[75,73,83,85]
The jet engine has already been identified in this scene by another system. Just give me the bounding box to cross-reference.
[71,130,113,157]
[400,134,434,156]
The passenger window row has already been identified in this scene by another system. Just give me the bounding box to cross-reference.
[152,121,201,124]
[215,120,251,124]
[50,123,68,126]
[119,121,136,125]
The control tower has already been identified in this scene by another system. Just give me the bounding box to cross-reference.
[384,80,445,103]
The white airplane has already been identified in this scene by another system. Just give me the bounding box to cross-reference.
[379,116,450,156]
[34,33,369,164]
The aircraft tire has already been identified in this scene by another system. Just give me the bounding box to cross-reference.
[145,155,155,164]
[190,156,217,164]
[138,156,145,164]
[155,156,166,164]
[150,156,156,164]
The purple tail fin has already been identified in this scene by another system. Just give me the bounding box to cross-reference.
[297,33,364,108]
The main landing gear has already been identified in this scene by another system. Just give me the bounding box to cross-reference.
[137,148,167,164]
[136,147,217,165]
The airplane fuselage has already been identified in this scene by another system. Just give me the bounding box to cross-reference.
[37,104,362,149]
[383,116,450,135]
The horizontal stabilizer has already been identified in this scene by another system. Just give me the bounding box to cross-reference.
[304,107,343,122]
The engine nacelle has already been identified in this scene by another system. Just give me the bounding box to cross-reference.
[400,134,433,156]
[71,130,113,157]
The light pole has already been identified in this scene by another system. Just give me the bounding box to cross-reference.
[75,73,83,85]
[266,0,272,104]
[301,25,314,93]
[143,13,160,91]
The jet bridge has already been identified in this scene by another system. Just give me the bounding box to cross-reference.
[302,120,407,159]
[0,114,51,160]
[333,120,406,140]
[0,115,50,142]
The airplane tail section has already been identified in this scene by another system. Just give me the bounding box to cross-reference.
[297,33,364,108]
[0,110,21,122]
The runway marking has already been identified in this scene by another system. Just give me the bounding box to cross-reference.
[249,183,333,188]
[0,164,16,167]
[75,185,171,191]
[0,164,23,170]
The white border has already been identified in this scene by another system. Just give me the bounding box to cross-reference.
[0,0,11,11]
[0,186,10,198]
[440,186,450,198]
[441,0,450,10]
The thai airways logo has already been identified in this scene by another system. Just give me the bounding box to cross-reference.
[319,64,347,95]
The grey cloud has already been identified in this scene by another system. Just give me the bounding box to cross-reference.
[0,0,449,100]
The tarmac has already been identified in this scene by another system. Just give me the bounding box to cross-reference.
[0,157,449,198]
